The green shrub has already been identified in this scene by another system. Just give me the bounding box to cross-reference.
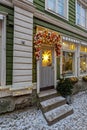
[56,78,73,97]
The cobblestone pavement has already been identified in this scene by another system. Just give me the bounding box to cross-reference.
[0,91,87,130]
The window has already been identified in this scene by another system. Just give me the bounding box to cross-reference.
[62,51,74,76]
[80,54,87,74]
[76,2,87,28]
[80,46,87,75]
[46,0,68,19]
[61,42,76,77]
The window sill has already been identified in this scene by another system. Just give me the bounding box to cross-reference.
[80,74,87,77]
[45,9,68,22]
[76,23,87,31]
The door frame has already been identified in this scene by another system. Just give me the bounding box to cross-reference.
[37,48,57,93]
[0,14,6,86]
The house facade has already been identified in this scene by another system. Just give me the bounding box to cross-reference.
[33,0,87,93]
[0,0,87,114]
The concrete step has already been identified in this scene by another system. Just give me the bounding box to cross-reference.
[44,104,73,125]
[38,89,58,101]
[40,96,66,112]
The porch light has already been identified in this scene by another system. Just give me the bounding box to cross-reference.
[42,50,52,67]
[43,53,49,61]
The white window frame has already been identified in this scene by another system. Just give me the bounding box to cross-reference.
[60,44,77,78]
[0,14,6,86]
[76,0,87,29]
[45,0,69,20]
[79,45,87,76]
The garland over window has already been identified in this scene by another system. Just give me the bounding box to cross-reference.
[34,29,62,60]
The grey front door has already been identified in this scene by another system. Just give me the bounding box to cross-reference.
[40,47,54,89]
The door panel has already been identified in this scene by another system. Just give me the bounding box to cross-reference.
[40,47,54,89]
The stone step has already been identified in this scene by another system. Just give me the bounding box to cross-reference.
[38,89,58,101]
[44,104,73,125]
[40,96,66,112]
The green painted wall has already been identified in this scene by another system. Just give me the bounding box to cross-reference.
[0,4,14,85]
[34,0,87,34]
[33,0,87,81]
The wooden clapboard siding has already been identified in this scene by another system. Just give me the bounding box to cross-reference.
[13,6,33,88]
[0,4,14,85]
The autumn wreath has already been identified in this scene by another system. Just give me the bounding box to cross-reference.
[34,30,62,60]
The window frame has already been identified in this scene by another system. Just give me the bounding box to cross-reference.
[60,43,77,78]
[79,45,87,76]
[76,0,87,29]
[45,0,69,21]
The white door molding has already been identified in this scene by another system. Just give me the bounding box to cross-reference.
[0,15,6,86]
[37,60,40,93]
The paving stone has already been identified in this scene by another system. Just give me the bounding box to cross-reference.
[0,91,87,129]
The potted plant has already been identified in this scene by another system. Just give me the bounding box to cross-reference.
[82,76,87,82]
[69,77,78,84]
[56,78,73,104]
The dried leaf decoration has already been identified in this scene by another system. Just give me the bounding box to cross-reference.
[34,29,62,60]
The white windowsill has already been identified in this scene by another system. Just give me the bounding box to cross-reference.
[76,23,87,31]
[45,9,68,22]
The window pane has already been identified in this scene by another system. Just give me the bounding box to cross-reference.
[62,52,74,76]
[77,3,81,14]
[63,42,76,50]
[80,46,87,52]
[77,14,81,25]
[47,0,55,11]
[81,18,85,27]
[57,0,65,16]
[80,54,87,74]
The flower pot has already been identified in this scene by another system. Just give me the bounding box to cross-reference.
[65,95,72,104]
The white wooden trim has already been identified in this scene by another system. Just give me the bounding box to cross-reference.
[45,0,47,11]
[60,55,62,78]
[74,50,77,77]
[0,0,13,8]
[1,16,6,86]
[77,44,80,76]
[54,49,56,89]
[37,60,40,94]
[67,0,69,20]
[76,0,78,25]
